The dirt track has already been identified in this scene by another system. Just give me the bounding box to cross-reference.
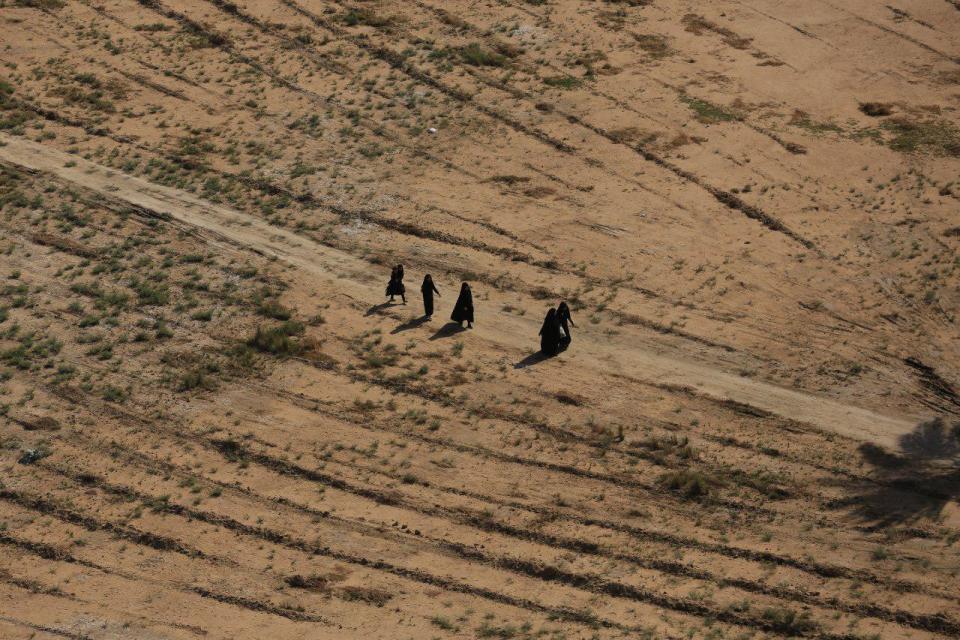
[0,133,923,447]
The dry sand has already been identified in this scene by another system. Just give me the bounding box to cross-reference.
[0,0,958,638]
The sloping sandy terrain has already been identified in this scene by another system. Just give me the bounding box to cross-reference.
[0,0,958,638]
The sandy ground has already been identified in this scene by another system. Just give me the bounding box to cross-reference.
[0,133,923,445]
[0,0,959,638]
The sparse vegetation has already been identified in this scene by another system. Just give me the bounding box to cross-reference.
[882,118,960,157]
[460,43,508,67]
[658,469,715,499]
[681,95,739,124]
[0,3,954,638]
[248,321,305,356]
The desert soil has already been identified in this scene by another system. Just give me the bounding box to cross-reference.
[0,0,959,638]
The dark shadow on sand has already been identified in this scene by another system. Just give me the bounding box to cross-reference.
[365,301,398,317]
[515,351,552,369]
[429,322,466,341]
[391,316,430,335]
[826,417,960,528]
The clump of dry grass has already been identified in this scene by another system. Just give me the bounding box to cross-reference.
[658,469,714,499]
[248,321,305,355]
[859,102,893,117]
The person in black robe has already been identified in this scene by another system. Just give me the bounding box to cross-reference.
[421,274,440,319]
[557,301,575,350]
[385,264,406,303]
[539,307,562,356]
[450,282,474,328]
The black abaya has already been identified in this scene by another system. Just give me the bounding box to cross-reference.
[539,308,562,356]
[421,275,440,317]
[451,283,474,326]
[386,265,405,299]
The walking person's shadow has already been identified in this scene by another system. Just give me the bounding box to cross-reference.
[429,322,466,341]
[391,316,429,335]
[514,351,552,369]
[365,301,396,317]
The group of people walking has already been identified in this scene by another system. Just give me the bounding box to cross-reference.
[386,264,573,355]
[538,301,575,356]
[386,265,474,329]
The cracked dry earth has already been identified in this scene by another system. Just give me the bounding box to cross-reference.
[0,0,959,638]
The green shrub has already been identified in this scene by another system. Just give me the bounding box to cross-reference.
[543,75,581,90]
[681,95,739,124]
[102,385,127,402]
[658,469,713,499]
[342,8,393,28]
[178,369,213,391]
[18,445,53,465]
[761,607,818,634]
[460,43,507,67]
[257,299,291,320]
[155,320,173,339]
[191,309,213,322]
[248,321,304,355]
[132,280,169,306]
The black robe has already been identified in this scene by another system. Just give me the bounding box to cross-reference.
[451,285,474,324]
[421,277,439,317]
[539,309,562,356]
[386,266,405,297]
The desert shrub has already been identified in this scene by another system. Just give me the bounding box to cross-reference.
[342,8,393,29]
[681,95,738,123]
[761,607,818,634]
[133,22,171,32]
[632,33,672,58]
[190,309,213,322]
[18,444,53,465]
[789,109,842,134]
[155,320,173,339]
[460,43,507,67]
[658,469,713,499]
[15,0,65,9]
[130,279,169,306]
[248,321,304,355]
[178,367,216,392]
[102,385,127,402]
[182,23,229,48]
[431,616,457,631]
[257,298,291,320]
[51,85,115,113]
[859,102,892,117]
[730,469,790,499]
[285,574,331,591]
[543,75,581,90]
[633,434,696,461]
[477,622,521,638]
[337,586,392,606]
[85,343,113,361]
[0,80,31,131]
